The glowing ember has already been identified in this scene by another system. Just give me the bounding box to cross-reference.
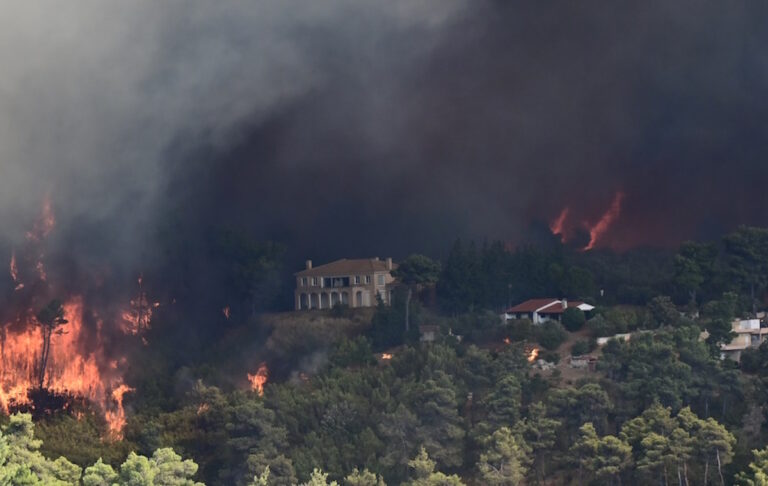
[503,338,511,345]
[9,252,23,291]
[247,363,268,396]
[25,197,55,242]
[121,277,158,336]
[381,353,393,360]
[222,306,231,319]
[527,347,539,363]
[9,252,18,283]
[197,403,210,415]
[105,384,134,438]
[584,192,625,251]
[35,261,47,282]
[549,207,570,242]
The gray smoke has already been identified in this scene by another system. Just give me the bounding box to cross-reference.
[3,0,768,273]
[0,0,466,265]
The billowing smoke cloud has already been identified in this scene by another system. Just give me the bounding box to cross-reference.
[0,0,466,268]
[4,0,768,276]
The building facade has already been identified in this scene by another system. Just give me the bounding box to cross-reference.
[720,318,768,361]
[294,257,397,310]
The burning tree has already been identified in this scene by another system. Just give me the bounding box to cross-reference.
[35,299,68,389]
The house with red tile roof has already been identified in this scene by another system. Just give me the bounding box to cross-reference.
[504,298,594,324]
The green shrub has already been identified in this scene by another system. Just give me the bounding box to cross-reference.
[586,314,613,337]
[535,321,567,350]
[562,308,586,332]
[505,318,534,342]
[570,340,594,356]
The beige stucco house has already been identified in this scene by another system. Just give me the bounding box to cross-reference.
[720,318,768,361]
[294,257,397,310]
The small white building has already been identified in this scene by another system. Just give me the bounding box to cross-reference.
[503,298,595,324]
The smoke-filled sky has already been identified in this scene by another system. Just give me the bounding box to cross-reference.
[3,1,768,270]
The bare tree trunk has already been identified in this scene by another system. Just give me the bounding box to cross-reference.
[405,287,412,332]
[716,450,724,486]
[722,396,727,417]
[704,459,709,485]
[38,327,52,389]
[578,461,583,486]
[684,462,689,486]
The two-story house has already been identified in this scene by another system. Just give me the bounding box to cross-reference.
[720,318,768,361]
[294,257,397,310]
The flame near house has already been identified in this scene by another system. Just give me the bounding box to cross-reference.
[247,363,269,396]
[527,347,539,362]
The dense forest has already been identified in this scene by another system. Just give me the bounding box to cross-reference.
[6,226,768,485]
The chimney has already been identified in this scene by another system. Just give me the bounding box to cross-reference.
[386,257,393,270]
[561,298,568,309]
[305,259,313,270]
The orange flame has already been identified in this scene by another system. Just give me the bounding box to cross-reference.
[549,207,570,242]
[503,338,511,345]
[583,192,625,251]
[247,363,268,396]
[0,298,131,435]
[9,252,18,283]
[527,347,539,363]
[105,384,134,438]
[381,353,393,360]
[222,306,231,320]
[120,277,158,336]
[9,252,23,291]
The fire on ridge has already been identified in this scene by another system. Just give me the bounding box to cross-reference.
[549,190,626,251]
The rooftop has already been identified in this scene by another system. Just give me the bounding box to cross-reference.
[295,258,397,277]
[506,298,592,314]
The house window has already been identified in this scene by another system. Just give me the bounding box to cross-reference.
[355,275,361,284]
[301,277,308,287]
[365,275,371,284]
[377,274,385,285]
[311,277,317,286]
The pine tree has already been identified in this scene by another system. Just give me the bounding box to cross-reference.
[476,427,530,486]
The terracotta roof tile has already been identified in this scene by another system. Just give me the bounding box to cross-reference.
[506,298,586,314]
[295,258,397,277]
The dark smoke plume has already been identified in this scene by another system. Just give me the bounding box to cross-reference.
[4,1,768,285]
